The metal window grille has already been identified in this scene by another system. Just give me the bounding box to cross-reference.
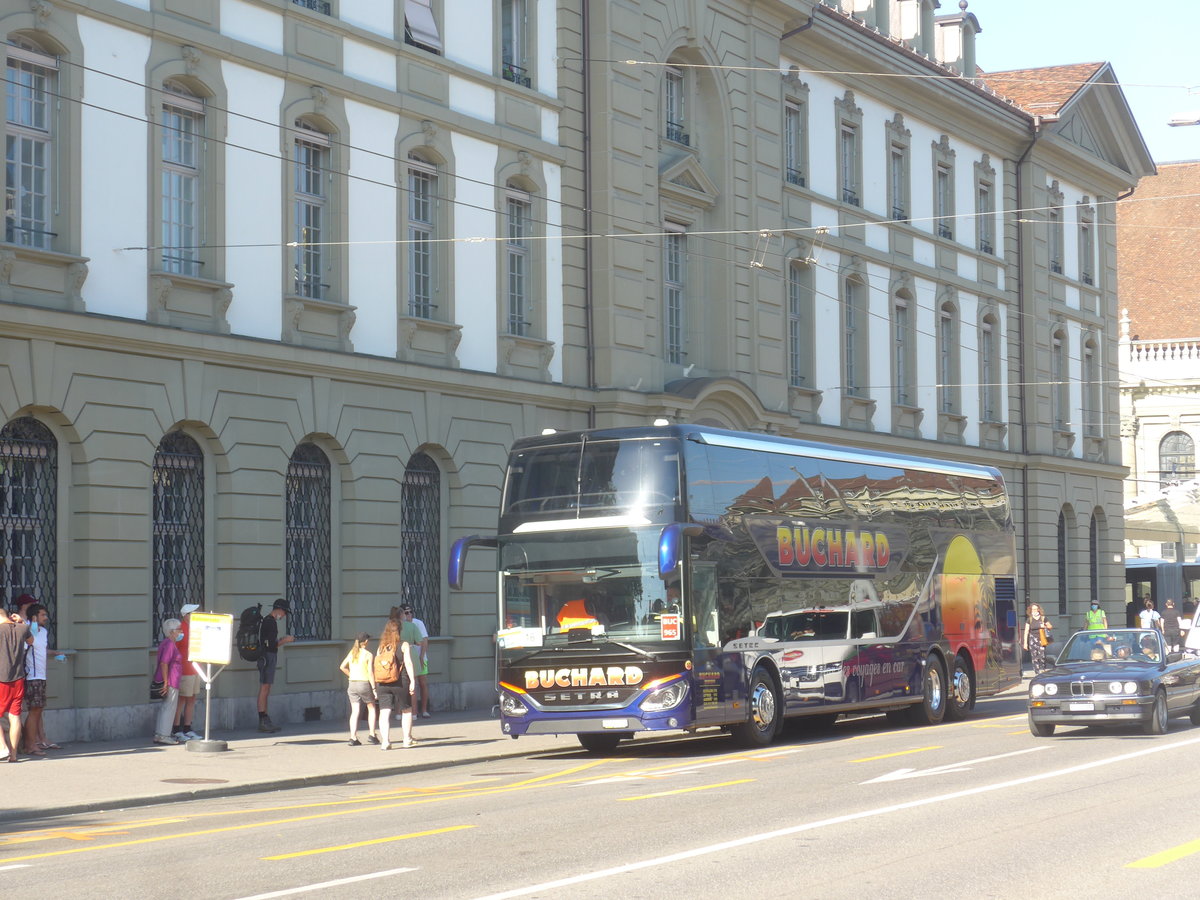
[0,418,57,642]
[664,231,685,365]
[293,135,328,299]
[506,196,531,335]
[5,55,54,249]
[152,432,204,643]
[787,264,807,386]
[286,443,331,641]
[161,102,203,276]
[402,453,441,635]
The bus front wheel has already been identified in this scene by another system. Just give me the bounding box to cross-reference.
[908,655,947,726]
[577,732,625,754]
[732,669,780,747]
[945,654,975,721]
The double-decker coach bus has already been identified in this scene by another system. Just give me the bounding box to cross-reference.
[449,425,1022,752]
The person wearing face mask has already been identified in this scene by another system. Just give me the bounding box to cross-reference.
[153,618,185,745]
[1084,600,1107,631]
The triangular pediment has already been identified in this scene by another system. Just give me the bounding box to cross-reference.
[1049,64,1155,179]
[659,156,720,209]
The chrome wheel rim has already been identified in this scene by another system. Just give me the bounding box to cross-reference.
[750,682,776,732]
[952,664,971,706]
[927,664,943,711]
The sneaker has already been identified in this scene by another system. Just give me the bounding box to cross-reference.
[257,718,281,733]
[183,731,202,741]
[171,731,187,742]
[420,712,431,719]
[153,734,179,745]
[401,740,414,748]
[348,738,361,746]
[381,742,392,751]
[366,734,380,745]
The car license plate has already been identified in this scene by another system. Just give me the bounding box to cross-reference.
[601,718,629,729]
[1069,702,1094,712]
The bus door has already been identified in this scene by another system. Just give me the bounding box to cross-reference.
[689,563,731,726]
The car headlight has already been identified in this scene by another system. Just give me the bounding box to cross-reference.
[1044,683,1058,696]
[1124,682,1138,695]
[500,692,529,717]
[1109,681,1123,694]
[1031,683,1045,698]
[640,679,688,712]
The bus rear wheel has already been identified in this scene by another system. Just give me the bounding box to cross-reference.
[732,669,780,747]
[577,732,625,754]
[908,655,947,726]
[945,654,975,721]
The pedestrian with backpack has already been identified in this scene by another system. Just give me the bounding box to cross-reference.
[256,599,294,733]
[339,632,379,746]
[373,615,417,750]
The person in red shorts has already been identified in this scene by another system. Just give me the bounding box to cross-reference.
[1,610,33,763]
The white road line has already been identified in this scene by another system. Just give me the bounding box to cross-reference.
[0,865,31,872]
[474,733,1200,900]
[860,746,1048,783]
[234,866,416,899]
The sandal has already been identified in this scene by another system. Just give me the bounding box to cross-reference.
[38,742,61,750]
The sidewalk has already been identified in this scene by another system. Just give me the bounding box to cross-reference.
[0,712,573,825]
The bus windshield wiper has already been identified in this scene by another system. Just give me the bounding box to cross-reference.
[599,639,658,661]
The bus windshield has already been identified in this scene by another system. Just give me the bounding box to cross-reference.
[498,527,685,651]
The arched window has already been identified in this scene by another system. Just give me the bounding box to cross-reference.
[0,417,57,632]
[152,432,204,643]
[1159,431,1195,485]
[402,453,441,635]
[286,443,331,640]
[787,260,813,387]
[1057,509,1069,616]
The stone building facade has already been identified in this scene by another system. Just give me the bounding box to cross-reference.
[1,0,1151,740]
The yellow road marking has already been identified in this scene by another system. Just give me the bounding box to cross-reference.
[358,779,495,797]
[1126,837,1200,869]
[1007,730,1027,735]
[262,825,474,860]
[620,779,754,801]
[508,760,610,786]
[852,746,942,763]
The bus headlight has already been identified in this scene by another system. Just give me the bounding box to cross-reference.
[640,680,688,712]
[500,692,529,717]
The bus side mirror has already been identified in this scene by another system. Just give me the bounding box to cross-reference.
[658,523,705,580]
[448,535,497,590]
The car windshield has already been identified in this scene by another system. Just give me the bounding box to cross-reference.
[1058,630,1163,663]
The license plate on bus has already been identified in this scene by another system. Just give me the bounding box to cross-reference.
[1069,702,1094,712]
[601,718,629,729]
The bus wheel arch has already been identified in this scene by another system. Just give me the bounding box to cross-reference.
[731,664,782,747]
[577,732,629,754]
[908,651,947,726]
[945,651,976,720]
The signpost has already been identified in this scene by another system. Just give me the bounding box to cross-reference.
[186,611,233,753]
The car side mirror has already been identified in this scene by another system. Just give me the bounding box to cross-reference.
[1167,651,1183,664]
[859,631,877,640]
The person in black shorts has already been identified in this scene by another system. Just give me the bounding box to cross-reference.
[374,615,417,749]
[256,599,294,733]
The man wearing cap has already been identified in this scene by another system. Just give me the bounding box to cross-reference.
[256,599,294,733]
[172,603,203,742]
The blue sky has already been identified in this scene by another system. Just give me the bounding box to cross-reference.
[969,0,1200,164]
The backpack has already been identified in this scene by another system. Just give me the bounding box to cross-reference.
[236,604,265,662]
[374,641,400,684]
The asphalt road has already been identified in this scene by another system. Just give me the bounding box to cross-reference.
[5,692,1200,899]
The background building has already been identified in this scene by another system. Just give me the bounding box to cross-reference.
[1,0,1151,740]
[1118,160,1200,562]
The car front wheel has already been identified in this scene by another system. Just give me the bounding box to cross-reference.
[1143,690,1168,735]
[1028,716,1055,737]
